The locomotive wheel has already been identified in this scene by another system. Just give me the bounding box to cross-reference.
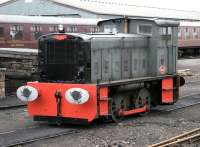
[109,96,126,123]
[136,88,151,116]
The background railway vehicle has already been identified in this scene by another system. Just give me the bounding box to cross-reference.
[16,18,185,124]
[0,15,99,49]
[178,21,200,58]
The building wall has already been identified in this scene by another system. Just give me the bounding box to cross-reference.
[0,0,98,18]
[0,49,38,94]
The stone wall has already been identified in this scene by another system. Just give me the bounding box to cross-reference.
[0,48,38,95]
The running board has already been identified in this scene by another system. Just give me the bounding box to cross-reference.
[121,105,147,116]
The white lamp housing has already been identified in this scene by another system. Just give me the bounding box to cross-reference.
[65,88,89,105]
[16,85,38,102]
[58,24,64,32]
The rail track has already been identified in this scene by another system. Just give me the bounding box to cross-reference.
[0,104,25,110]
[149,128,200,147]
[0,94,26,110]
[184,80,200,85]
[0,125,80,147]
[183,75,200,84]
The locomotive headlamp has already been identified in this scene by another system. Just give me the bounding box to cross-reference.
[65,88,89,105]
[16,86,38,102]
[58,24,65,33]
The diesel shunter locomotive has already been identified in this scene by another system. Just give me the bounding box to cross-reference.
[17,18,184,124]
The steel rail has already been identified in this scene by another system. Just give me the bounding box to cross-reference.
[4,130,79,147]
[0,104,26,110]
[0,128,80,147]
[185,80,200,85]
[149,128,200,147]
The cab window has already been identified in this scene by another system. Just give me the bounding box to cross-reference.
[137,24,152,35]
[104,25,118,33]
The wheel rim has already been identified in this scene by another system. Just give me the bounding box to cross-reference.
[137,88,151,116]
[110,98,124,123]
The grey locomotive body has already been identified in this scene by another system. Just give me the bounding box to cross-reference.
[39,18,179,84]
[91,34,148,82]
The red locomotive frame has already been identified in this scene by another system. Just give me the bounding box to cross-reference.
[23,75,183,124]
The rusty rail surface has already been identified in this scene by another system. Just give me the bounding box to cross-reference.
[149,128,200,147]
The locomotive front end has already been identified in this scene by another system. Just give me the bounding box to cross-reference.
[17,82,97,124]
[16,33,99,124]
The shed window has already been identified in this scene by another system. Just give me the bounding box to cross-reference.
[10,25,23,40]
[0,27,4,37]
[138,24,152,35]
[31,25,42,39]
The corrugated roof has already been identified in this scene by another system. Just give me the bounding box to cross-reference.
[1,0,200,20]
[51,0,200,20]
[0,0,12,4]
[0,14,100,25]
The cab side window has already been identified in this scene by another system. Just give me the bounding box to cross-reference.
[137,24,152,35]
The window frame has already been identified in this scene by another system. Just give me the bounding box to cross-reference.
[49,25,58,32]
[31,25,43,39]
[10,24,23,40]
[0,27,4,38]
[137,24,153,36]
